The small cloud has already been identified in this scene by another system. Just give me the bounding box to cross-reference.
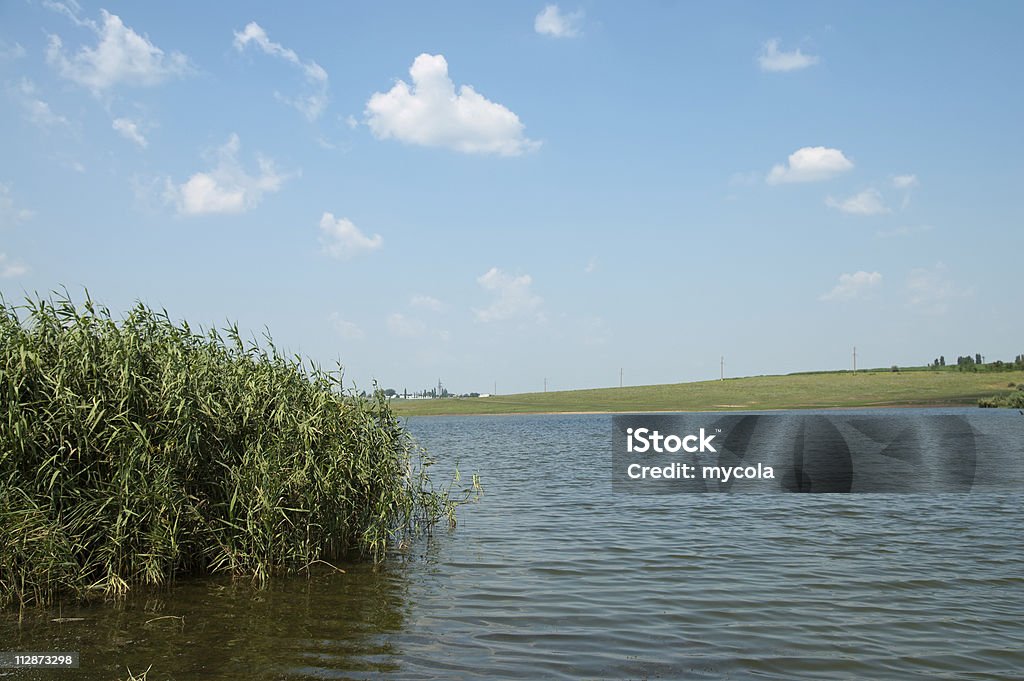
[584,257,598,274]
[166,134,287,216]
[906,262,969,314]
[825,188,890,215]
[876,224,933,239]
[820,271,882,301]
[329,313,364,340]
[112,117,147,148]
[387,312,427,338]
[233,22,328,121]
[758,39,819,72]
[344,114,359,129]
[0,253,29,278]
[535,5,584,38]
[11,79,69,129]
[892,174,919,209]
[411,294,443,311]
[474,267,543,322]
[47,9,190,94]
[766,146,853,184]
[319,212,382,259]
[0,183,35,228]
[365,53,540,156]
[0,40,26,61]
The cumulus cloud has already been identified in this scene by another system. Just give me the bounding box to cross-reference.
[112,117,147,148]
[365,53,539,156]
[233,21,329,121]
[474,267,543,322]
[758,39,820,72]
[329,313,365,340]
[11,79,69,129]
[166,134,286,216]
[46,9,189,94]
[0,183,35,229]
[535,5,584,38]
[319,212,382,259]
[820,271,882,301]
[766,146,853,184]
[0,253,29,278]
[411,294,443,311]
[825,188,890,215]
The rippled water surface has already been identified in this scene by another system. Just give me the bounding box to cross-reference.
[3,411,1023,680]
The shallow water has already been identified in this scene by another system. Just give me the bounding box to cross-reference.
[3,410,1023,680]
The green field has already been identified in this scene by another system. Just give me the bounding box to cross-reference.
[392,369,1024,417]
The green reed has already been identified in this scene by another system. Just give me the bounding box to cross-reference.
[0,291,475,608]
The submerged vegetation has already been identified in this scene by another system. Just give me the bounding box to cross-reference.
[0,292,475,609]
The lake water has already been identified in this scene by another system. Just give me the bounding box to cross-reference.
[3,410,1023,680]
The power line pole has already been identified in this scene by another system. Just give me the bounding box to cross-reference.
[852,346,857,373]
[720,355,724,381]
[619,367,623,388]
[544,377,547,393]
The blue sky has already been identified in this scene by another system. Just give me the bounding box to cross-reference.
[2,1,1022,395]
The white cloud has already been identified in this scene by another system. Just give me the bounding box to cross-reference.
[758,39,819,72]
[319,212,382,259]
[584,256,598,274]
[11,79,69,129]
[112,117,147,148]
[329,313,365,340]
[233,22,329,121]
[474,267,543,322]
[0,183,35,229]
[766,146,853,184]
[166,134,286,216]
[365,53,539,156]
[535,5,584,38]
[387,312,427,338]
[47,9,189,94]
[891,174,918,189]
[411,294,443,311]
[820,271,882,301]
[906,263,969,314]
[0,253,29,278]
[891,174,918,209]
[825,188,890,215]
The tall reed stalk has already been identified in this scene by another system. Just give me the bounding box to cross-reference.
[0,291,472,608]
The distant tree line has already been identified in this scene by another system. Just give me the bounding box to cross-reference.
[928,353,1024,372]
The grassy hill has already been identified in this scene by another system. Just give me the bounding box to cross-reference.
[391,368,1024,416]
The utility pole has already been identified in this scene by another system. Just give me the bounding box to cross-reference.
[853,346,857,373]
[544,377,547,393]
[494,380,497,396]
[619,367,623,388]
[720,355,724,381]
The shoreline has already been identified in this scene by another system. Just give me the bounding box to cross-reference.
[397,401,981,418]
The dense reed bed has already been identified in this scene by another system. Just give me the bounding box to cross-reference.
[0,292,471,608]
